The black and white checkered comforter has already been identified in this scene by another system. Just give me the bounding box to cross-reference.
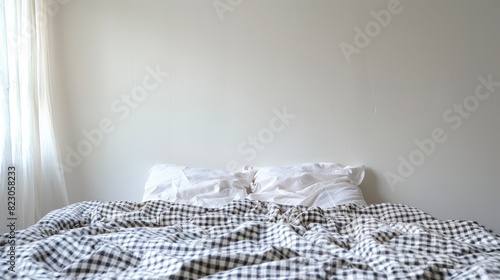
[1,199,500,279]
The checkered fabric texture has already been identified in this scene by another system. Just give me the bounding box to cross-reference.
[1,199,500,279]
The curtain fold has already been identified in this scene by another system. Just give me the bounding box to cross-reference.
[1,0,68,233]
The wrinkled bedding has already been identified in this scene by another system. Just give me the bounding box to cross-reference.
[1,199,500,279]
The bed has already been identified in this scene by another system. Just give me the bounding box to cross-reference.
[1,163,500,279]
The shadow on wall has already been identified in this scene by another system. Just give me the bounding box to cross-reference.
[360,167,385,205]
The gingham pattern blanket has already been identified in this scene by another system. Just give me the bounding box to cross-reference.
[1,199,500,279]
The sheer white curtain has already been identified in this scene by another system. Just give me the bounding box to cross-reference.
[0,0,68,233]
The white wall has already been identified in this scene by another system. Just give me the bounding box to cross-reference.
[49,0,500,233]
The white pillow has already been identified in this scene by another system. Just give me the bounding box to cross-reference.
[142,164,255,208]
[246,162,366,207]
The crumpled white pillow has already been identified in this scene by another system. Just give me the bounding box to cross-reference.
[142,164,255,208]
[246,162,366,207]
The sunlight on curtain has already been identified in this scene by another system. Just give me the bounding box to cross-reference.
[0,0,69,233]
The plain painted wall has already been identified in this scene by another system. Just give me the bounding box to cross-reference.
[48,0,500,233]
